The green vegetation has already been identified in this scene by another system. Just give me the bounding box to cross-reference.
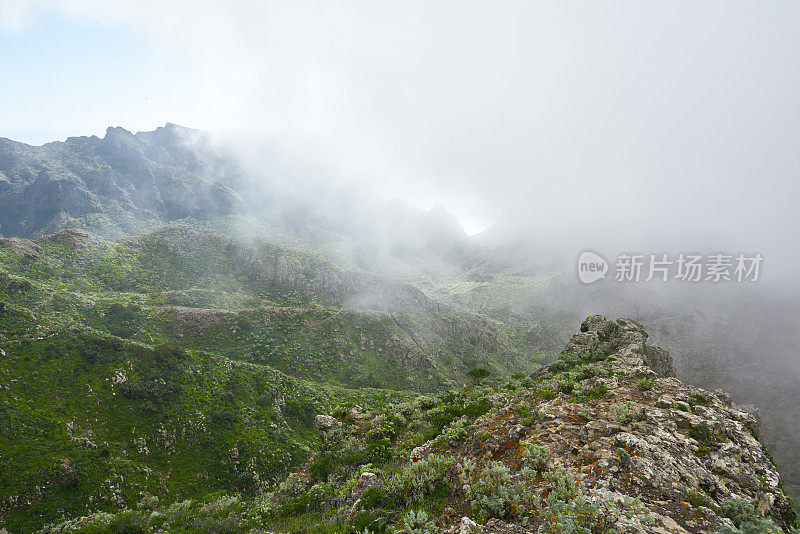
[637,378,654,391]
[0,228,550,532]
[467,367,491,383]
[610,403,636,424]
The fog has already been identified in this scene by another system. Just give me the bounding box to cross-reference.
[3,0,799,289]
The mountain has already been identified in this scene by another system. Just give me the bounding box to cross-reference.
[30,317,799,533]
[0,124,243,237]
[0,124,474,279]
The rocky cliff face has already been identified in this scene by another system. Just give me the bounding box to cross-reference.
[422,316,796,533]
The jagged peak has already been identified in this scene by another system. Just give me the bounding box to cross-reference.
[103,125,135,139]
[563,315,677,378]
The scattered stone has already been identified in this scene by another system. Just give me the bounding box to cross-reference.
[459,516,482,533]
[410,440,434,462]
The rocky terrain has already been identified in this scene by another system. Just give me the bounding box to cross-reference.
[423,316,797,533]
[334,316,797,533]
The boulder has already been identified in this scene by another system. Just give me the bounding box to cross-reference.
[314,414,341,433]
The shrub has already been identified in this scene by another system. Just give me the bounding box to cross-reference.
[309,452,337,481]
[616,447,631,469]
[576,365,599,380]
[536,467,609,534]
[720,498,758,527]
[402,509,436,534]
[610,403,635,424]
[394,454,455,503]
[637,378,654,391]
[558,380,575,394]
[585,382,607,399]
[689,424,715,445]
[522,443,550,474]
[353,510,388,533]
[442,417,470,445]
[459,459,526,520]
[520,377,535,388]
[687,393,709,406]
[462,398,491,418]
[536,494,603,534]
[522,412,543,427]
[539,386,556,400]
[60,469,85,489]
[274,493,310,519]
[105,511,149,534]
[545,467,581,501]
[467,368,491,383]
[681,487,712,508]
[360,487,398,510]
[366,437,392,463]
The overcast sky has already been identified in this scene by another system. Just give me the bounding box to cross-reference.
[1,1,799,284]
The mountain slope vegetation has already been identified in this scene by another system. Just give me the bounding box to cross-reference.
[0,226,545,532]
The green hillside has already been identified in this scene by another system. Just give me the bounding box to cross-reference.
[0,227,545,532]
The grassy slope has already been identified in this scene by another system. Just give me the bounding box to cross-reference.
[0,228,543,532]
[0,330,402,531]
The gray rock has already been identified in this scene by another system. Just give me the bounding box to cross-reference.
[459,516,482,533]
[643,345,677,378]
[314,414,341,432]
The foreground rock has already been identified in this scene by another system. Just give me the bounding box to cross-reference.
[434,316,796,533]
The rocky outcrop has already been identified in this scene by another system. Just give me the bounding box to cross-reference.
[39,229,98,251]
[434,316,796,533]
[314,414,341,433]
[644,344,677,378]
[563,315,676,377]
[0,237,43,261]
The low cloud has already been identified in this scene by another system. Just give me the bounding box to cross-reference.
[3,1,800,286]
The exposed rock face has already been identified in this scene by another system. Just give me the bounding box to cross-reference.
[39,229,98,250]
[644,345,677,379]
[435,316,795,533]
[0,124,243,238]
[564,315,676,378]
[0,237,43,261]
[314,414,342,433]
